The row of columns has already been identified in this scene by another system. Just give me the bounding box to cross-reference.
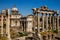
[34,13,59,32]
[42,13,59,31]
[32,8,59,33]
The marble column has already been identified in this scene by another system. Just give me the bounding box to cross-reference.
[42,13,44,32]
[24,21,25,32]
[23,21,25,31]
[52,14,54,30]
[56,13,59,31]
[32,8,36,32]
[6,9,11,40]
[37,8,40,33]
[20,21,21,31]
[33,13,36,32]
[46,13,48,31]
[54,14,56,30]
[1,15,3,36]
[25,21,27,32]
[49,14,52,30]
[49,34,52,40]
[25,21,26,32]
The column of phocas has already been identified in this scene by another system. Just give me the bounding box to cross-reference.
[6,9,11,40]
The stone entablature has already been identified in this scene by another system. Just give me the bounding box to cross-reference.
[10,14,21,18]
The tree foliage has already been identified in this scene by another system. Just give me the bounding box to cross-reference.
[52,29,58,33]
[18,32,28,37]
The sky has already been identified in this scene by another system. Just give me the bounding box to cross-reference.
[0,0,60,16]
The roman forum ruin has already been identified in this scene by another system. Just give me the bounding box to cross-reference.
[0,6,60,40]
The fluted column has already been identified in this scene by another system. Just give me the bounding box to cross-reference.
[1,15,3,36]
[46,13,48,31]
[42,13,44,32]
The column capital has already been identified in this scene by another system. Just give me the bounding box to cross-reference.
[49,14,52,16]
[32,8,36,14]
[36,8,40,13]
[32,8,36,11]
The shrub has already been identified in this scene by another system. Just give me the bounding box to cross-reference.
[18,32,27,37]
[52,29,58,33]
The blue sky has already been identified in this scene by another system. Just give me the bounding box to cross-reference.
[0,0,60,16]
